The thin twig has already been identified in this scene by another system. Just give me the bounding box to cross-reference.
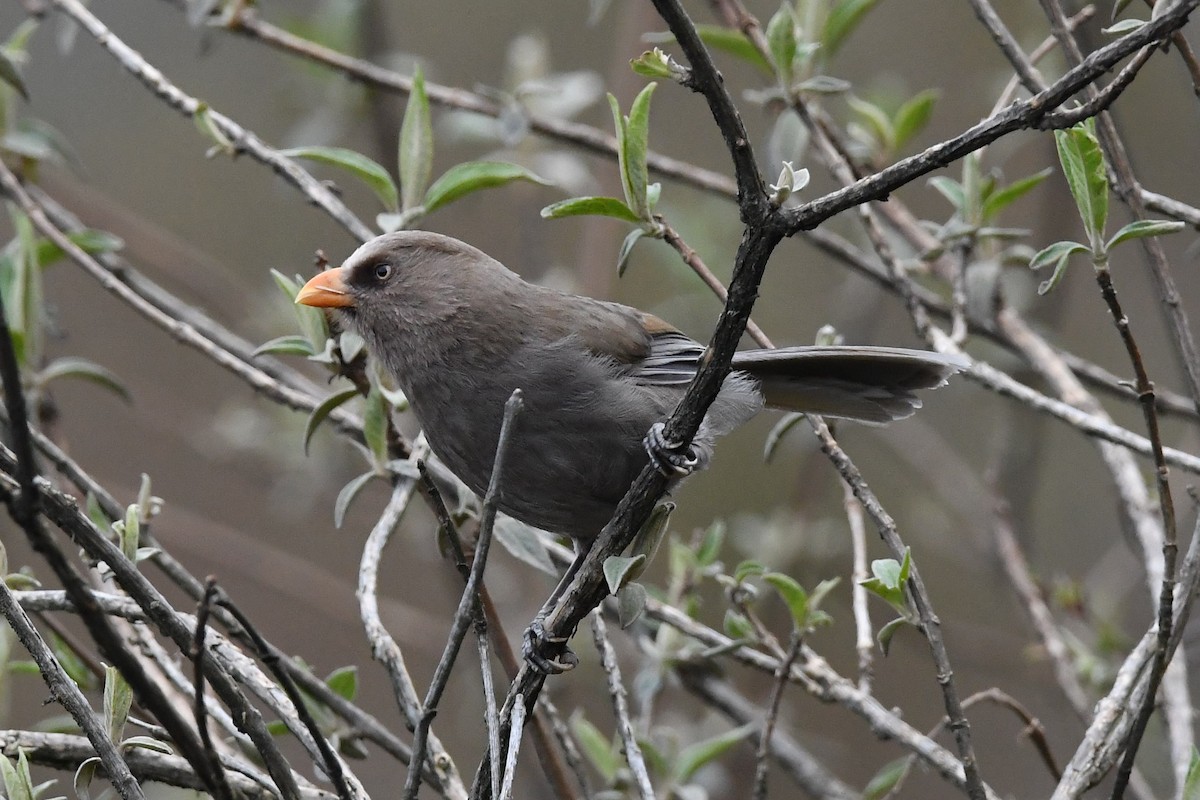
[50,0,373,241]
[590,612,655,800]
[0,449,304,800]
[356,443,468,800]
[212,584,355,800]
[966,0,1044,92]
[1091,259,1179,796]
[499,702,527,800]
[779,1,1196,236]
[404,391,523,800]
[843,485,874,693]
[1052,508,1200,798]
[653,601,998,797]
[0,730,334,800]
[675,663,858,800]
[751,631,802,800]
[0,280,190,800]
[0,581,144,799]
[191,579,229,796]
[989,491,1092,716]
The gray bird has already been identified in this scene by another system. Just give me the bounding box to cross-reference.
[296,231,967,542]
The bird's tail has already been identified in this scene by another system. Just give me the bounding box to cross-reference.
[732,346,969,424]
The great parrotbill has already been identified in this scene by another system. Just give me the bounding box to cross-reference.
[295,231,967,542]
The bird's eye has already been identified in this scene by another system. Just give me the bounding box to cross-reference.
[373,262,392,281]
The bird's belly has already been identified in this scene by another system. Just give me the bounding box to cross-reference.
[407,364,668,540]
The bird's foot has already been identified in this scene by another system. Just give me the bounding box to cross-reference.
[522,618,579,675]
[644,422,703,477]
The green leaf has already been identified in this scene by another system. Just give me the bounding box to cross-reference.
[1029,240,1088,295]
[103,665,132,743]
[724,609,754,639]
[37,357,130,402]
[620,83,657,220]
[604,554,647,593]
[119,504,140,562]
[120,735,173,754]
[422,161,549,214]
[192,102,234,157]
[2,20,38,61]
[764,572,809,629]
[1055,123,1108,248]
[695,519,725,567]
[629,500,673,565]
[846,95,894,153]
[254,334,315,358]
[334,471,376,529]
[675,723,756,782]
[733,560,767,583]
[808,577,841,613]
[5,751,36,800]
[645,27,772,74]
[616,582,647,628]
[85,492,110,533]
[304,387,359,455]
[1029,240,1088,271]
[1102,18,1146,34]
[570,712,619,782]
[25,228,123,269]
[928,176,965,213]
[892,89,939,151]
[646,182,662,211]
[860,558,908,615]
[282,146,399,212]
[763,411,806,462]
[540,196,641,222]
[616,227,648,276]
[630,48,681,81]
[872,555,901,589]
[961,152,983,226]
[271,269,329,352]
[492,517,558,575]
[51,632,90,689]
[377,210,418,233]
[765,4,799,83]
[607,98,628,208]
[325,665,358,701]
[797,74,852,94]
[399,66,434,212]
[6,209,40,367]
[0,53,28,101]
[361,382,390,469]
[877,616,909,655]
[981,169,1052,222]
[73,757,99,800]
[1182,747,1200,800]
[863,756,912,799]
[1105,219,1186,250]
[823,0,882,56]
[340,330,366,363]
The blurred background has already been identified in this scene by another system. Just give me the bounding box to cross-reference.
[1,0,1198,797]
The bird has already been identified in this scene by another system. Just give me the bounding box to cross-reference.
[296,231,968,542]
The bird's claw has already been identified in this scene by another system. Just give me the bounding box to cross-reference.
[644,422,701,477]
[522,619,579,675]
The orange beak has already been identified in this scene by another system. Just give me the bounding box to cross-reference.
[296,267,355,308]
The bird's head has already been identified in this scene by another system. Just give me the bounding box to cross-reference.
[294,231,510,339]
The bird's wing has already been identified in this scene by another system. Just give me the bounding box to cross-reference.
[557,301,704,387]
[628,315,705,386]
